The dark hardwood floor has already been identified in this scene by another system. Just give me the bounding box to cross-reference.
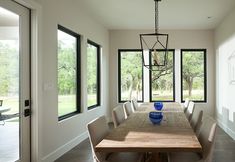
[56,126,235,162]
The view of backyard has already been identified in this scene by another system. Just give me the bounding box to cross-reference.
[119,50,143,101]
[57,28,77,117]
[119,50,205,102]
[151,50,174,101]
[182,50,206,101]
[0,39,19,121]
[87,42,99,108]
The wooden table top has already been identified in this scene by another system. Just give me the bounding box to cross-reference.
[95,102,202,153]
[139,102,184,112]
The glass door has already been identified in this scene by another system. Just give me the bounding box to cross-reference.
[0,0,30,162]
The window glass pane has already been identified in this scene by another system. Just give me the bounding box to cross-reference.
[87,41,100,108]
[119,50,143,102]
[150,50,175,101]
[181,50,206,102]
[57,27,77,118]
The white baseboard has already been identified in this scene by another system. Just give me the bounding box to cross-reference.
[42,131,88,162]
[216,118,235,140]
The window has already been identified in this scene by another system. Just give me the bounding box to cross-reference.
[87,40,100,109]
[118,50,143,102]
[181,49,207,102]
[150,50,175,102]
[57,25,81,120]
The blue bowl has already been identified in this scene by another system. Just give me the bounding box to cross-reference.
[149,111,163,119]
[154,102,163,111]
[149,115,163,124]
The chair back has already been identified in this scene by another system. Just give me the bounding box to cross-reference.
[123,101,134,117]
[198,117,217,162]
[190,109,203,135]
[112,105,126,128]
[185,101,195,120]
[131,99,139,111]
[87,116,110,162]
[183,98,189,112]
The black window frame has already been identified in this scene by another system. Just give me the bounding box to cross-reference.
[87,40,101,110]
[180,49,207,103]
[57,25,81,121]
[149,49,176,102]
[118,49,144,103]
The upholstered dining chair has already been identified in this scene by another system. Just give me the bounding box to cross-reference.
[87,116,144,162]
[131,98,139,111]
[112,105,126,128]
[185,101,195,121]
[168,117,217,162]
[190,109,203,136]
[123,101,134,117]
[183,98,189,113]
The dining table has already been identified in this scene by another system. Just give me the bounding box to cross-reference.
[95,102,202,161]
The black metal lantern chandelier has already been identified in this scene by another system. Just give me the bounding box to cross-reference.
[140,0,169,71]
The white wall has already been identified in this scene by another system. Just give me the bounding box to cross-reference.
[34,0,109,161]
[109,29,215,118]
[215,7,235,140]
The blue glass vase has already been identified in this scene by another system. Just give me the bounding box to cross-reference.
[154,102,163,111]
[149,111,163,124]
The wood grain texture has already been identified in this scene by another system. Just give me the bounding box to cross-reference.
[96,103,202,153]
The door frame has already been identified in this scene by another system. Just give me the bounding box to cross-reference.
[13,0,42,161]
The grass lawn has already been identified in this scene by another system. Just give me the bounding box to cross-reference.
[87,94,97,107]
[58,95,76,116]
[58,94,97,116]
[183,90,204,100]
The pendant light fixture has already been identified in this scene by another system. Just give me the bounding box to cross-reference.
[140,0,169,71]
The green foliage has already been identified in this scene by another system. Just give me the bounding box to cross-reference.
[87,44,98,94]
[182,51,204,98]
[57,40,76,95]
[151,52,174,100]
[0,41,19,96]
[87,44,99,107]
[120,51,142,100]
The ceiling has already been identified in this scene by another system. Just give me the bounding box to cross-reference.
[79,0,235,30]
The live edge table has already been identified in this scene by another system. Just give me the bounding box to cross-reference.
[95,102,202,161]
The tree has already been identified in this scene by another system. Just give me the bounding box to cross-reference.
[0,40,19,96]
[58,40,76,95]
[121,52,142,100]
[151,52,174,99]
[182,52,204,96]
[87,44,97,95]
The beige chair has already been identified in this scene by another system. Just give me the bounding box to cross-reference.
[183,98,189,113]
[123,101,134,117]
[190,109,203,136]
[131,99,139,111]
[185,101,195,121]
[168,117,217,162]
[112,105,126,128]
[87,116,143,162]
